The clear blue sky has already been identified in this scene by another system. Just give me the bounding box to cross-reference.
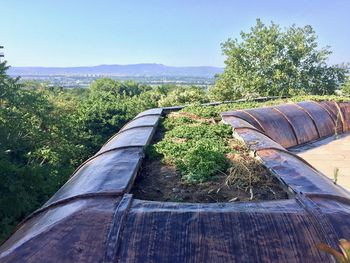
[1,0,349,67]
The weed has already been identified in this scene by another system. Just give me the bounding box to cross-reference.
[334,167,340,184]
[176,144,230,183]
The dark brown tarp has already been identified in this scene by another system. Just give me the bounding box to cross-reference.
[1,101,350,263]
[224,101,350,148]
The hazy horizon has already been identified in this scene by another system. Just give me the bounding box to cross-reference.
[2,0,350,67]
[9,63,223,69]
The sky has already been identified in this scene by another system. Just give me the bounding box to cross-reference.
[1,0,350,67]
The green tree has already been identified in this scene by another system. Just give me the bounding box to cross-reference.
[0,70,165,241]
[90,78,150,97]
[342,77,350,96]
[210,19,348,100]
[158,86,209,107]
[76,79,159,154]
[0,62,88,241]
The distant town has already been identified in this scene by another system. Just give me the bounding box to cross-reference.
[16,75,216,88]
[8,63,223,88]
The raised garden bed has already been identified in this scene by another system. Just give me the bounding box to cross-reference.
[131,111,288,202]
[131,95,350,203]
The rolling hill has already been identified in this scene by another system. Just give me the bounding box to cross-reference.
[8,63,223,77]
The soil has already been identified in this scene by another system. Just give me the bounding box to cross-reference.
[130,126,289,203]
[131,159,288,203]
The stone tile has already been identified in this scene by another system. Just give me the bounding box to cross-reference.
[291,134,350,191]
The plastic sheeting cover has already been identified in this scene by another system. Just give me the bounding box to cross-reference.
[2,101,350,263]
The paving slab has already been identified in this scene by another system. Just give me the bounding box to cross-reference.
[291,133,350,191]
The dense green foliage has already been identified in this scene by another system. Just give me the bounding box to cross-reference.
[76,78,150,152]
[158,86,209,106]
[342,78,350,96]
[0,62,85,240]
[0,63,226,241]
[0,68,168,241]
[210,19,348,100]
[149,115,233,183]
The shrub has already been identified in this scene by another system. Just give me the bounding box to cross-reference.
[158,86,209,107]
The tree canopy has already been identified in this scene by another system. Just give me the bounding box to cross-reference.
[342,77,350,96]
[210,19,348,101]
[0,68,210,241]
[158,86,209,107]
[0,62,83,240]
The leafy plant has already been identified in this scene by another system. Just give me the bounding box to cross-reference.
[210,19,348,101]
[0,67,167,241]
[158,86,209,107]
[152,112,233,182]
[342,78,350,97]
[176,144,229,183]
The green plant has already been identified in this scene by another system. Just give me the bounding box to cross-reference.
[210,19,348,101]
[152,112,233,182]
[0,69,167,241]
[334,167,340,184]
[342,78,350,96]
[158,86,209,107]
[176,144,230,183]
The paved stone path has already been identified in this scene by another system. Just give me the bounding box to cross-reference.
[291,133,350,191]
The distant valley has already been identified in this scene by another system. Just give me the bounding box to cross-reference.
[8,63,223,87]
[8,63,223,78]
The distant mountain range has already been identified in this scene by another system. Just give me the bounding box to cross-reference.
[8,63,224,78]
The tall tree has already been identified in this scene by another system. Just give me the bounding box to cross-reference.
[210,19,348,100]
